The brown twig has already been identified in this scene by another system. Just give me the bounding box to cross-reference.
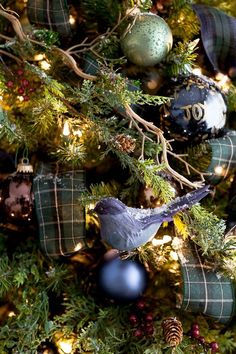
[0,6,26,42]
[125,105,204,189]
[0,49,23,64]
[54,48,97,81]
[0,33,14,41]
[167,150,209,181]
[66,8,131,55]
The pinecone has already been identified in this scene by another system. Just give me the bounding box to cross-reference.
[113,134,136,153]
[162,317,183,347]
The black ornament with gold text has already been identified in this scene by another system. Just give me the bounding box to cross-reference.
[160,75,227,144]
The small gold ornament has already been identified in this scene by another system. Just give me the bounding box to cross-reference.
[162,317,183,347]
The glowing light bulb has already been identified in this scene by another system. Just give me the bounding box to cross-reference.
[69,15,76,25]
[170,250,179,261]
[40,60,51,71]
[162,235,172,243]
[152,235,172,246]
[192,67,202,76]
[214,165,224,176]
[73,128,82,137]
[8,311,16,317]
[34,53,45,61]
[74,242,83,252]
[63,121,70,136]
[58,339,73,354]
[17,96,24,102]
[215,73,231,91]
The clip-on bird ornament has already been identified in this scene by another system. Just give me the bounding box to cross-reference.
[93,185,210,251]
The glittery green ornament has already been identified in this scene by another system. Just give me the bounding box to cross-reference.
[121,13,173,67]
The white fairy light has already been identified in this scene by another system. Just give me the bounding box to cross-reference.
[152,235,172,246]
[214,165,224,176]
[69,15,76,25]
[63,121,70,136]
[40,60,51,71]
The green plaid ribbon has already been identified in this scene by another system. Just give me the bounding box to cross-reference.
[27,0,71,38]
[206,131,236,184]
[178,241,235,324]
[33,164,86,258]
[82,54,100,76]
[192,4,236,75]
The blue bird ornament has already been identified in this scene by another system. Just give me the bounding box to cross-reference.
[93,185,210,251]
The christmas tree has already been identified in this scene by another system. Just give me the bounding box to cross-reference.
[0,0,236,353]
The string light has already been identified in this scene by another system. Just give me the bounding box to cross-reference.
[34,53,45,61]
[169,250,179,261]
[214,165,224,176]
[54,332,76,354]
[57,338,75,354]
[63,121,70,136]
[74,242,84,252]
[215,72,231,92]
[152,235,172,246]
[69,15,76,25]
[73,128,82,137]
[58,341,73,354]
[192,67,202,76]
[8,311,16,317]
[17,95,24,102]
[40,60,51,71]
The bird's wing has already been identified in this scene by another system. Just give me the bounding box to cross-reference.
[127,205,167,220]
[140,185,210,228]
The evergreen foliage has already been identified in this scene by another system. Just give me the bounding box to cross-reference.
[0,0,236,353]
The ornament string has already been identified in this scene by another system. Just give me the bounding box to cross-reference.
[0,6,207,189]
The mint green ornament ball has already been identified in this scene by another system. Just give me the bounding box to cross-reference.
[121,13,173,67]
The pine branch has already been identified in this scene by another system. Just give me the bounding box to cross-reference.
[166,1,200,41]
[183,205,227,257]
[165,39,199,77]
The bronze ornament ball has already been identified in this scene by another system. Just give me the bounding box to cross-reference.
[121,13,173,67]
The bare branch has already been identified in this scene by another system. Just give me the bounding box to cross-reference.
[0,49,23,64]
[167,150,209,181]
[54,48,97,81]
[0,6,26,42]
[125,104,204,189]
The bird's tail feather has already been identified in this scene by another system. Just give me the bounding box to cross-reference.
[160,185,210,221]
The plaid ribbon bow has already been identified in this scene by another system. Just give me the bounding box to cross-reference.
[192,4,236,76]
[33,164,86,258]
[27,0,72,38]
[206,131,236,184]
[178,241,235,324]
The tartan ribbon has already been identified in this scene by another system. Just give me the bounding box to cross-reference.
[178,241,235,324]
[82,54,100,76]
[192,4,236,75]
[27,0,71,38]
[33,164,86,258]
[206,131,236,184]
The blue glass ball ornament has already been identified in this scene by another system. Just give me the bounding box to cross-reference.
[121,13,173,67]
[98,257,147,301]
